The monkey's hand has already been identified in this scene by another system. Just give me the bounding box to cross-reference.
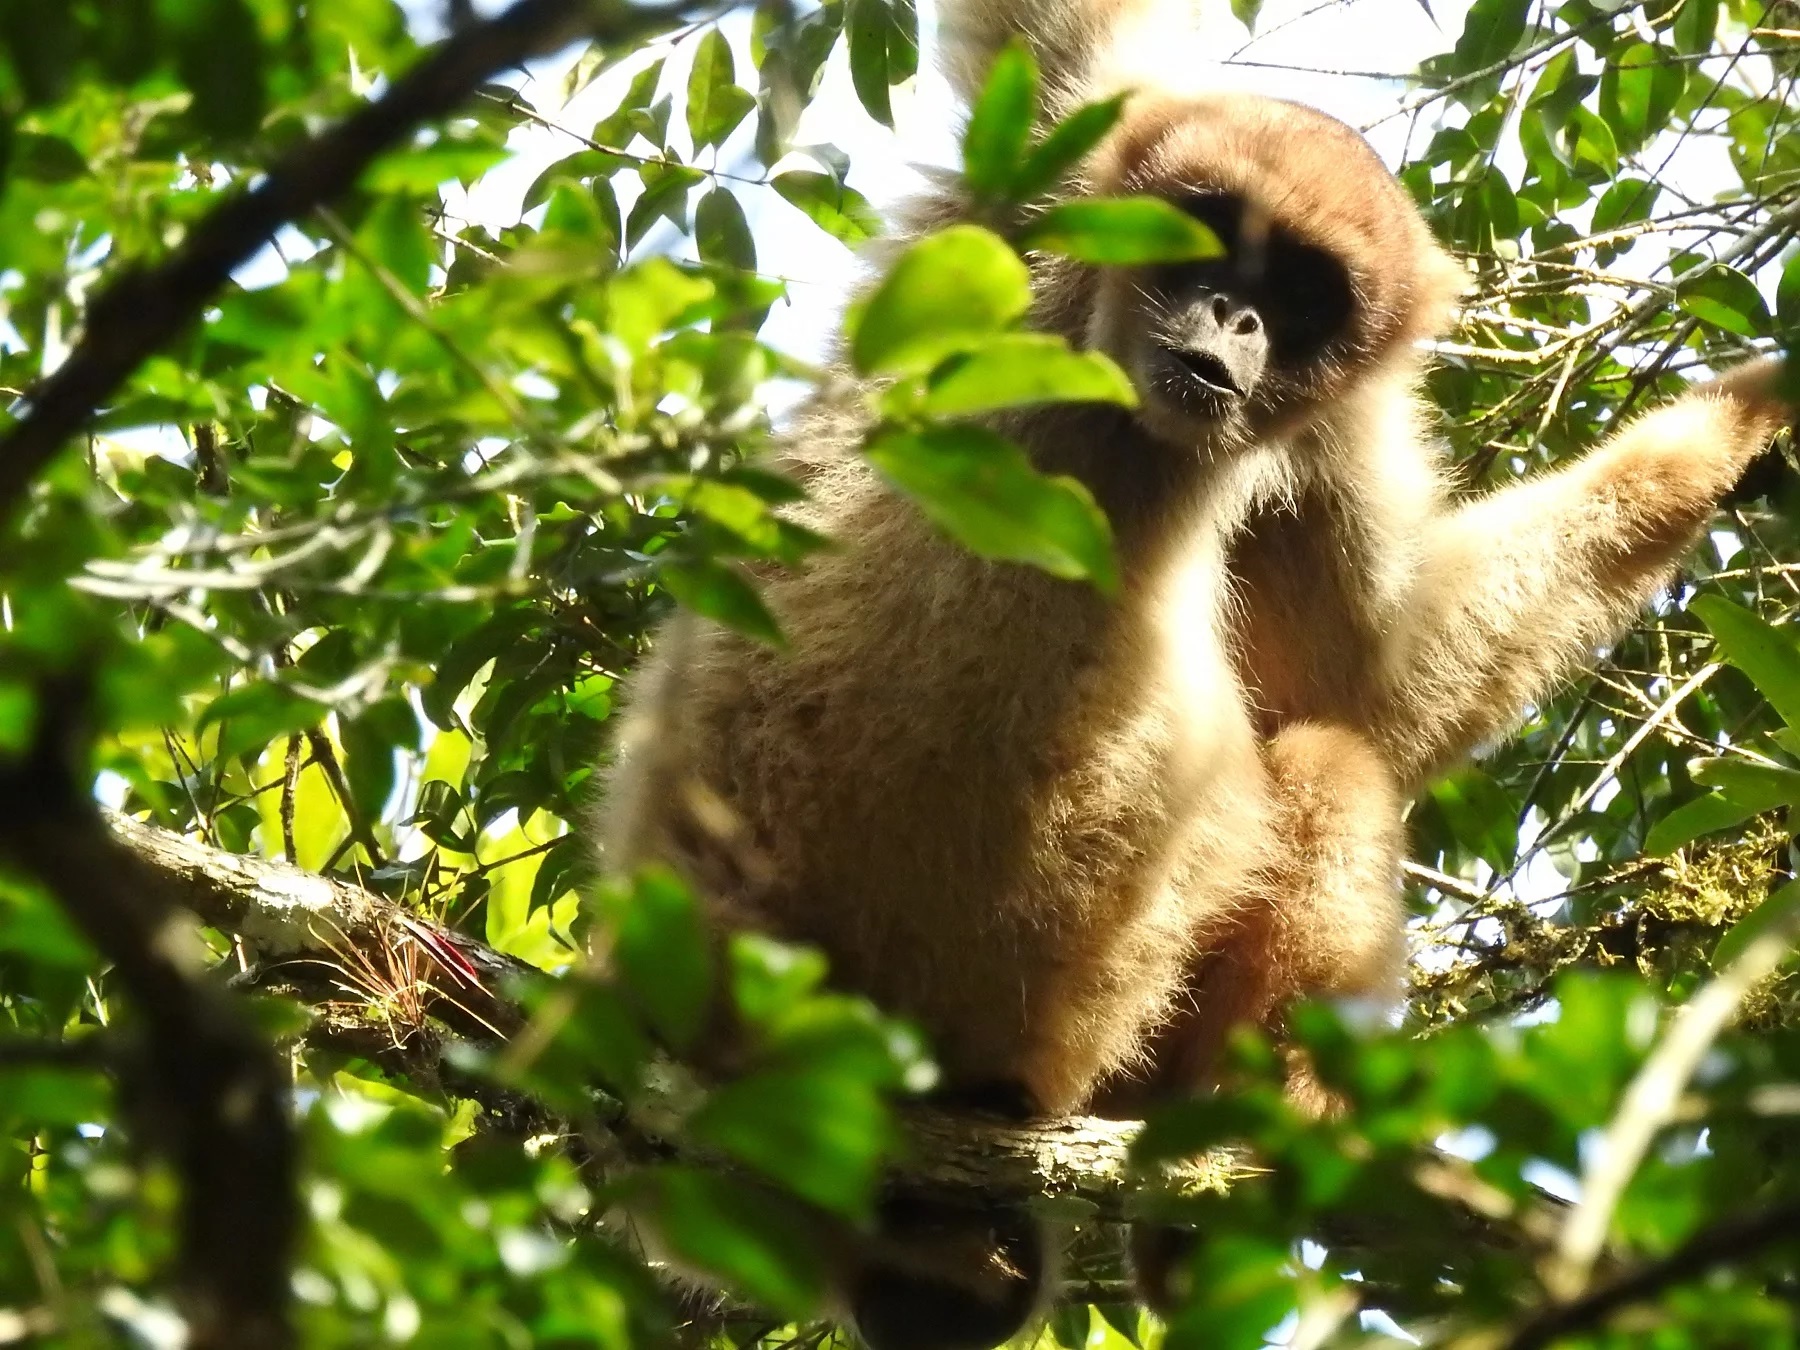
[1700,353,1797,433]
[1700,354,1797,508]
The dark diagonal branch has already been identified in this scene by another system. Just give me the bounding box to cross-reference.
[0,689,298,1350]
[0,0,696,521]
[1505,1196,1800,1350]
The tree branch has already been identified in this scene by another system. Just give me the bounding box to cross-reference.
[0,693,297,1350]
[0,0,696,522]
[103,810,1240,1217]
[1506,1196,1800,1350]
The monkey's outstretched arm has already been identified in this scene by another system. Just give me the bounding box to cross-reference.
[1376,357,1794,790]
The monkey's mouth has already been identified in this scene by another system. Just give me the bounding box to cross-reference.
[1166,345,1244,398]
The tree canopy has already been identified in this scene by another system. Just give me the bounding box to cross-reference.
[1,0,1800,1346]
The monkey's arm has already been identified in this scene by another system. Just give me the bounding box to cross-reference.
[1376,357,1793,790]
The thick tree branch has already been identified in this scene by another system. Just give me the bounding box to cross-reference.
[103,811,1240,1217]
[0,0,696,521]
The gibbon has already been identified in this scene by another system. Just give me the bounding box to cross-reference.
[599,0,1798,1340]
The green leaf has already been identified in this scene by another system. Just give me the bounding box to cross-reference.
[1776,250,1800,334]
[851,225,1031,375]
[729,933,830,1028]
[847,0,894,126]
[198,683,326,762]
[1598,43,1686,152]
[1711,878,1800,969]
[866,425,1118,590]
[361,138,510,193]
[423,609,539,729]
[1021,197,1224,264]
[660,558,785,646]
[1679,265,1773,338]
[610,867,714,1052]
[596,57,666,145]
[1591,178,1660,234]
[1558,106,1618,180]
[1689,757,1800,799]
[1448,0,1530,74]
[772,170,882,245]
[695,187,757,272]
[1692,596,1800,725]
[1427,767,1518,870]
[530,836,591,915]
[605,256,715,353]
[1670,0,1719,54]
[1097,1303,1144,1347]
[1051,1303,1091,1350]
[963,40,1038,197]
[687,1065,893,1216]
[919,334,1136,417]
[626,160,705,247]
[0,679,33,754]
[359,196,432,298]
[167,0,268,138]
[1010,94,1126,202]
[687,30,755,150]
[12,132,86,183]
[886,0,920,83]
[1647,758,1800,854]
[636,1167,829,1316]
[342,698,412,829]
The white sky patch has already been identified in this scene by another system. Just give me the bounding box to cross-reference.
[1521,1156,1582,1202]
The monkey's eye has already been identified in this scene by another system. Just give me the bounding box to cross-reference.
[1175,193,1241,254]
[1261,243,1354,361]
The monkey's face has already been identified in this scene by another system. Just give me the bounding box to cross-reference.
[1108,193,1357,448]
[1081,94,1463,455]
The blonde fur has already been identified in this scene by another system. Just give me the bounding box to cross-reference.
[606,0,1795,1120]
[600,0,1795,1333]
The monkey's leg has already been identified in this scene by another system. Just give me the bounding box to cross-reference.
[1094,720,1406,1111]
[1110,722,1406,1309]
[1379,358,1794,789]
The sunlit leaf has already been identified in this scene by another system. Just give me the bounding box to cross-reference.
[851,225,1031,375]
[865,424,1118,590]
[687,30,755,149]
[919,334,1136,417]
[1021,197,1223,264]
[660,557,785,646]
[962,40,1038,197]
[1010,94,1125,202]
[1678,264,1771,337]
